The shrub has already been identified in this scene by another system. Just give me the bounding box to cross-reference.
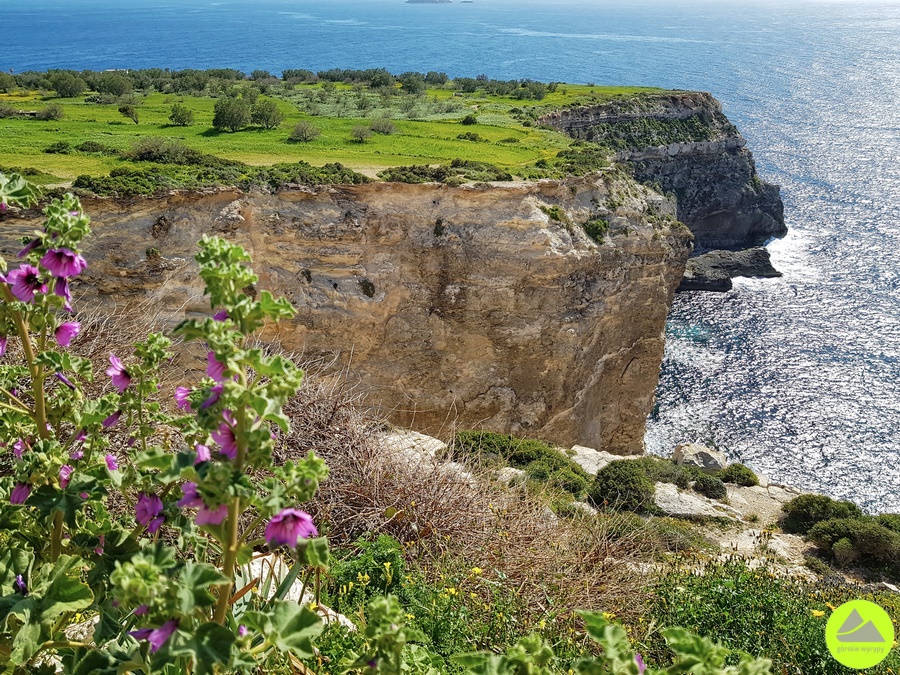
[718,463,759,486]
[212,96,251,131]
[43,141,71,154]
[289,120,321,143]
[75,140,115,154]
[250,98,284,129]
[583,217,609,242]
[692,474,727,500]
[460,114,478,125]
[351,125,372,143]
[457,132,485,142]
[51,72,87,98]
[807,517,900,568]
[877,513,900,533]
[168,102,195,126]
[370,117,396,135]
[118,103,139,124]
[781,494,864,534]
[0,102,18,118]
[35,103,63,120]
[589,460,656,512]
[524,460,589,497]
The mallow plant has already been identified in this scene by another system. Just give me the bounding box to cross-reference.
[0,172,329,673]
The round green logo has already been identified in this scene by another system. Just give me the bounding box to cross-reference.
[826,600,895,669]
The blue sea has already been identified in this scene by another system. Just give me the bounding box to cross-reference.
[3,0,900,510]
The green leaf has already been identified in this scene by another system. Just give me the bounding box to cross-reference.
[0,172,42,208]
[61,647,121,675]
[175,563,229,614]
[297,537,331,570]
[169,622,235,675]
[36,555,94,623]
[254,601,322,659]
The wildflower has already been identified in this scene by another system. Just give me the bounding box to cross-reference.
[194,443,211,464]
[129,619,178,653]
[40,248,87,278]
[174,386,192,412]
[10,483,30,504]
[94,534,105,555]
[13,439,27,458]
[827,602,837,611]
[14,575,27,595]
[134,604,149,616]
[106,354,131,392]
[811,610,826,617]
[55,372,76,390]
[105,454,119,471]
[102,411,121,428]
[635,654,646,675]
[213,309,228,321]
[265,508,317,548]
[70,449,84,461]
[7,264,47,303]
[59,464,74,488]
[196,503,228,526]
[80,492,89,499]
[176,482,203,508]
[212,411,237,459]
[206,352,227,381]
[54,277,72,310]
[17,237,39,257]
[0,336,7,356]
[55,321,80,347]
[0,202,6,213]
[200,383,223,410]
[136,493,164,533]
[470,567,483,576]
[238,625,248,637]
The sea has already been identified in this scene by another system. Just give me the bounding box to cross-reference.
[2,0,900,511]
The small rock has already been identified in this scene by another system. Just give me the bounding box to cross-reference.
[570,445,642,475]
[568,501,598,517]
[497,466,527,485]
[654,482,737,520]
[673,443,727,474]
[880,582,899,593]
[379,429,447,470]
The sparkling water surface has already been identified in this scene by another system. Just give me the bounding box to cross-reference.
[3,0,900,510]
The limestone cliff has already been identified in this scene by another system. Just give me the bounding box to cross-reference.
[2,174,691,454]
[539,92,786,251]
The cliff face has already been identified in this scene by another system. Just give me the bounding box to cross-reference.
[2,175,691,454]
[539,92,786,250]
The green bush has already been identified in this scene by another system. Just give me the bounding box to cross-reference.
[325,535,407,612]
[781,494,864,534]
[457,132,486,142]
[288,120,321,143]
[876,513,900,534]
[460,114,477,125]
[370,117,396,135]
[692,474,727,500]
[718,463,759,486]
[589,460,656,512]
[43,141,71,154]
[74,140,115,154]
[807,517,900,569]
[632,456,701,489]
[35,103,63,120]
[524,460,589,497]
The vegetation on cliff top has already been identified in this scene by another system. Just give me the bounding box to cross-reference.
[0,67,677,193]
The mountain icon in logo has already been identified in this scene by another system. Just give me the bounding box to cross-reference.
[836,609,886,643]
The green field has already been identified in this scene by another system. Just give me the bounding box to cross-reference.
[0,82,664,185]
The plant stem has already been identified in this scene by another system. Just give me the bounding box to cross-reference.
[0,400,33,415]
[0,385,32,412]
[213,495,241,625]
[2,287,48,439]
[50,511,63,562]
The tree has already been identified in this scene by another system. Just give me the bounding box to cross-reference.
[288,121,321,143]
[250,69,271,81]
[351,125,371,143]
[50,72,87,98]
[425,71,449,86]
[168,103,195,127]
[0,72,15,93]
[35,104,63,121]
[118,104,139,124]
[97,73,132,97]
[250,99,284,129]
[212,97,251,132]
[461,114,478,125]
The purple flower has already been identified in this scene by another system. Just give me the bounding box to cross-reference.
[75,431,86,441]
[136,493,163,529]
[200,383,223,410]
[635,654,646,675]
[135,604,149,616]
[194,444,211,464]
[265,508,317,548]
[14,575,27,595]
[94,534,105,555]
[16,238,39,258]
[102,411,121,428]
[106,353,131,392]
[40,248,87,278]
[206,352,227,382]
[59,464,74,489]
[80,492,89,500]
[129,619,178,653]
[7,265,46,303]
[176,482,203,508]
[55,321,80,348]
[13,439,27,459]
[196,503,228,526]
[0,202,8,214]
[212,411,237,459]
[213,309,228,321]
[10,483,30,504]
[238,624,248,637]
[54,277,72,310]
[0,336,7,357]
[105,454,119,471]
[55,371,76,390]
[69,449,84,461]
[174,386,192,412]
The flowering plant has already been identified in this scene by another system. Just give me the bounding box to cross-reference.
[0,173,329,673]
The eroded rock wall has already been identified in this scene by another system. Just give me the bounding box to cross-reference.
[540,92,786,250]
[1,175,691,454]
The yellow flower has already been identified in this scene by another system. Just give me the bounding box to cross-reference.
[826,602,837,611]
[406,613,416,620]
[470,567,483,576]
[811,610,826,618]
[539,620,546,629]
[470,592,479,600]
[602,612,616,620]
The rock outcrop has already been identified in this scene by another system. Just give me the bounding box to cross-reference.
[539,92,786,287]
[1,175,691,454]
[678,247,782,292]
